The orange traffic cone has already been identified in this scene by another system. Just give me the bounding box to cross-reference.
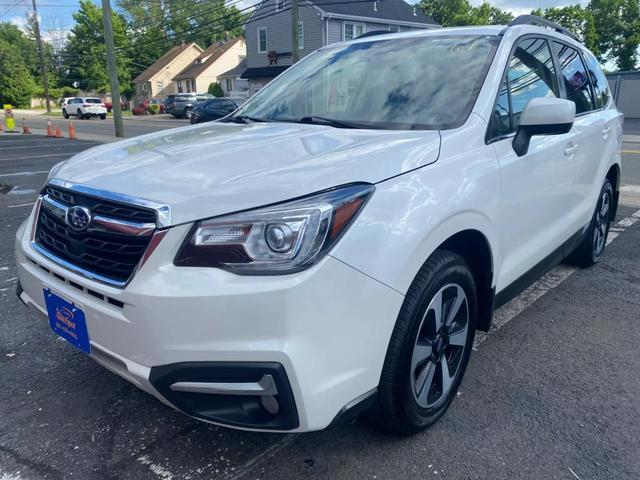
[22,118,31,134]
[68,120,76,140]
[55,125,62,138]
[46,118,54,137]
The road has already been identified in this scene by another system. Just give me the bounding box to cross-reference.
[0,128,639,480]
[13,112,189,142]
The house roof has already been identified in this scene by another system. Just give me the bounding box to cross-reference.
[173,37,244,81]
[134,42,203,83]
[309,0,437,25]
[219,58,247,78]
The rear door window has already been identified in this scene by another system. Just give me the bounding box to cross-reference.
[582,51,610,109]
[554,42,595,114]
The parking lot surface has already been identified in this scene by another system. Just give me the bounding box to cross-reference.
[1,134,639,480]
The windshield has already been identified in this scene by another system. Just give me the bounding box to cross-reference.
[235,35,499,130]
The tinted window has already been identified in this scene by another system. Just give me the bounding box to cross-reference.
[490,38,558,138]
[555,42,594,114]
[85,98,102,104]
[236,35,500,130]
[203,100,223,112]
[582,51,610,109]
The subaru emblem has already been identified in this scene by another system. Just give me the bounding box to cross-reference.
[66,206,92,231]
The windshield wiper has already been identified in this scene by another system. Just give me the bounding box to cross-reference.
[226,114,268,124]
[298,116,365,129]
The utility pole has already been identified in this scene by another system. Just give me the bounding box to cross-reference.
[31,0,51,113]
[101,0,124,138]
[291,0,300,63]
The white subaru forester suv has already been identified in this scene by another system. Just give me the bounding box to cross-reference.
[15,17,622,434]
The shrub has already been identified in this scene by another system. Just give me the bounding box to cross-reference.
[147,103,160,115]
[208,82,224,97]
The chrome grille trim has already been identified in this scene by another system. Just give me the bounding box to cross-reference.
[41,194,156,237]
[48,178,172,227]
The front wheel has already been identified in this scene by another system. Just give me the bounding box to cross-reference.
[184,108,193,119]
[77,109,85,120]
[567,178,614,267]
[374,250,476,435]
[100,114,106,120]
[62,109,69,119]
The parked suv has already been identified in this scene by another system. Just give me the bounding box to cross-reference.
[62,97,107,120]
[165,93,212,119]
[15,17,622,434]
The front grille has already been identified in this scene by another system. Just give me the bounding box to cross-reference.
[45,186,157,223]
[35,185,157,285]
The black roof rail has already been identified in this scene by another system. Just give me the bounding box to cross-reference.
[509,14,579,42]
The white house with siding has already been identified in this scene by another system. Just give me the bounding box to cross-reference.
[242,0,439,94]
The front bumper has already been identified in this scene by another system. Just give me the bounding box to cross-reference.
[15,215,403,432]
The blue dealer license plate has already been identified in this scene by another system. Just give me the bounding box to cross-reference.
[44,288,91,354]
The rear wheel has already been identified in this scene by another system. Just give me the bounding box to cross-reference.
[99,114,106,120]
[62,109,69,119]
[375,250,476,435]
[77,109,85,120]
[567,178,613,267]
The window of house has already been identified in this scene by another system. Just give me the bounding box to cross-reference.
[177,80,183,93]
[258,27,268,53]
[276,0,285,12]
[555,42,596,114]
[343,22,365,41]
[298,21,304,50]
[157,81,163,91]
[582,50,610,109]
[489,38,559,138]
[225,78,233,92]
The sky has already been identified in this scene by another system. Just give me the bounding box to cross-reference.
[0,0,589,47]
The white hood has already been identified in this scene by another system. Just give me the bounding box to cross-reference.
[54,122,441,225]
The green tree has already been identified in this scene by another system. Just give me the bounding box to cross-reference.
[0,39,37,107]
[118,0,245,80]
[531,5,600,57]
[208,82,224,97]
[418,0,512,27]
[0,22,40,79]
[61,0,131,92]
[472,2,513,25]
[587,0,639,69]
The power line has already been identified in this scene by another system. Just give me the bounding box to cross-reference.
[0,0,25,17]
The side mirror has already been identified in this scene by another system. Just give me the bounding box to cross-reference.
[512,97,575,157]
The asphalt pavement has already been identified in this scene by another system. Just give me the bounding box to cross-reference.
[1,131,639,480]
[8,112,189,142]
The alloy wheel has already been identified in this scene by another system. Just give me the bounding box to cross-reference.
[411,283,469,409]
[593,189,611,258]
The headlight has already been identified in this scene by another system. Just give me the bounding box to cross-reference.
[174,183,374,274]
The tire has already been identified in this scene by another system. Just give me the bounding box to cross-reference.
[100,114,106,120]
[566,178,614,267]
[77,109,85,120]
[184,108,193,119]
[374,250,477,435]
[62,109,69,119]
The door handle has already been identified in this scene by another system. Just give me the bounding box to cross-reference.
[564,143,578,156]
[601,126,611,138]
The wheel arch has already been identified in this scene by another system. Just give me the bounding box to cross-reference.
[436,229,495,332]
